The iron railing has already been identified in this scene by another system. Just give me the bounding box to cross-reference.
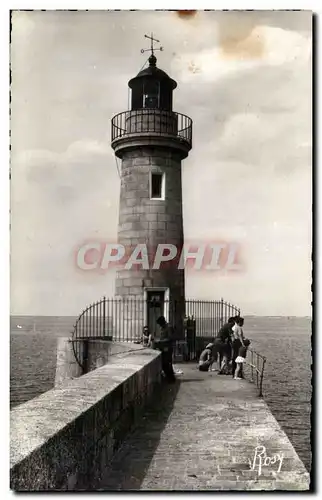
[111,109,193,148]
[70,297,240,369]
[71,297,240,341]
[243,348,267,397]
[70,296,266,396]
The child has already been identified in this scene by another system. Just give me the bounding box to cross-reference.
[234,338,251,380]
[142,326,152,347]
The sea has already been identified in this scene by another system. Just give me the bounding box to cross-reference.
[10,315,312,472]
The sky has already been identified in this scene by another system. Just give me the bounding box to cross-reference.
[10,10,312,316]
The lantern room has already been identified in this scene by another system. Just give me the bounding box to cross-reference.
[128,54,177,111]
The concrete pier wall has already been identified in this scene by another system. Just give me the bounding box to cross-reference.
[55,338,146,387]
[10,348,162,491]
[86,341,145,373]
[55,337,84,386]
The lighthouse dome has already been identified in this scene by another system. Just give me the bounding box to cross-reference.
[128,55,177,111]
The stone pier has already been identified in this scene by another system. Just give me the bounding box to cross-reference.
[98,364,310,491]
[11,360,310,491]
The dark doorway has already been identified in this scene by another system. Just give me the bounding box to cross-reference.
[147,290,165,335]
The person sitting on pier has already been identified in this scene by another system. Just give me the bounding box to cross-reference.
[155,316,176,383]
[231,316,246,378]
[234,338,251,380]
[198,343,215,372]
[142,325,152,347]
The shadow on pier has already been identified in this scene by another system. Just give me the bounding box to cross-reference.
[97,379,181,490]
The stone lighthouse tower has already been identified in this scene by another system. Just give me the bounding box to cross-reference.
[111,36,192,339]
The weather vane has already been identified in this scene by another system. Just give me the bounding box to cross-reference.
[141,33,163,56]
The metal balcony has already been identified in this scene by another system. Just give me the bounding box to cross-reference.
[111,109,193,149]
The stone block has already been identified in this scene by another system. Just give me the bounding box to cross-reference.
[124,198,138,207]
[157,213,174,222]
[128,237,144,245]
[123,190,137,199]
[148,204,166,214]
[119,222,134,231]
[133,190,149,199]
[167,222,181,231]
[123,150,142,159]
[123,278,143,287]
[120,159,133,169]
[123,286,143,295]
[141,198,153,206]
[132,206,146,214]
[145,213,158,222]
[118,213,138,224]
[115,286,129,296]
[149,221,165,231]
[133,157,151,166]
[150,157,167,166]
[120,230,144,239]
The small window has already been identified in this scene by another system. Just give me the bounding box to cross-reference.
[150,173,165,200]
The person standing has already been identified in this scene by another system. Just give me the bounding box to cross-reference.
[219,337,232,374]
[234,339,251,379]
[155,316,176,383]
[231,316,245,378]
[213,317,235,372]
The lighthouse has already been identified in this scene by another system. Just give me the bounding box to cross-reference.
[111,35,193,340]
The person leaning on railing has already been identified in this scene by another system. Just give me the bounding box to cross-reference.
[234,338,251,380]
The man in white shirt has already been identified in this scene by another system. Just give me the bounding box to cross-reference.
[232,320,245,343]
[231,317,245,378]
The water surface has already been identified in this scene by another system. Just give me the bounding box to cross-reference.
[10,315,312,471]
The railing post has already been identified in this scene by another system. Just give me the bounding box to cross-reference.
[259,357,266,397]
[251,350,254,382]
[103,297,106,337]
[256,353,259,388]
[220,298,224,327]
[83,339,89,374]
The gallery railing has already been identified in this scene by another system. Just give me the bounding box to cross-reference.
[111,109,193,148]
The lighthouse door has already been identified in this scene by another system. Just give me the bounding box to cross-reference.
[146,290,165,335]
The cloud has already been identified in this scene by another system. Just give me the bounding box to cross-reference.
[10,11,312,316]
[11,139,120,314]
[174,25,311,83]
